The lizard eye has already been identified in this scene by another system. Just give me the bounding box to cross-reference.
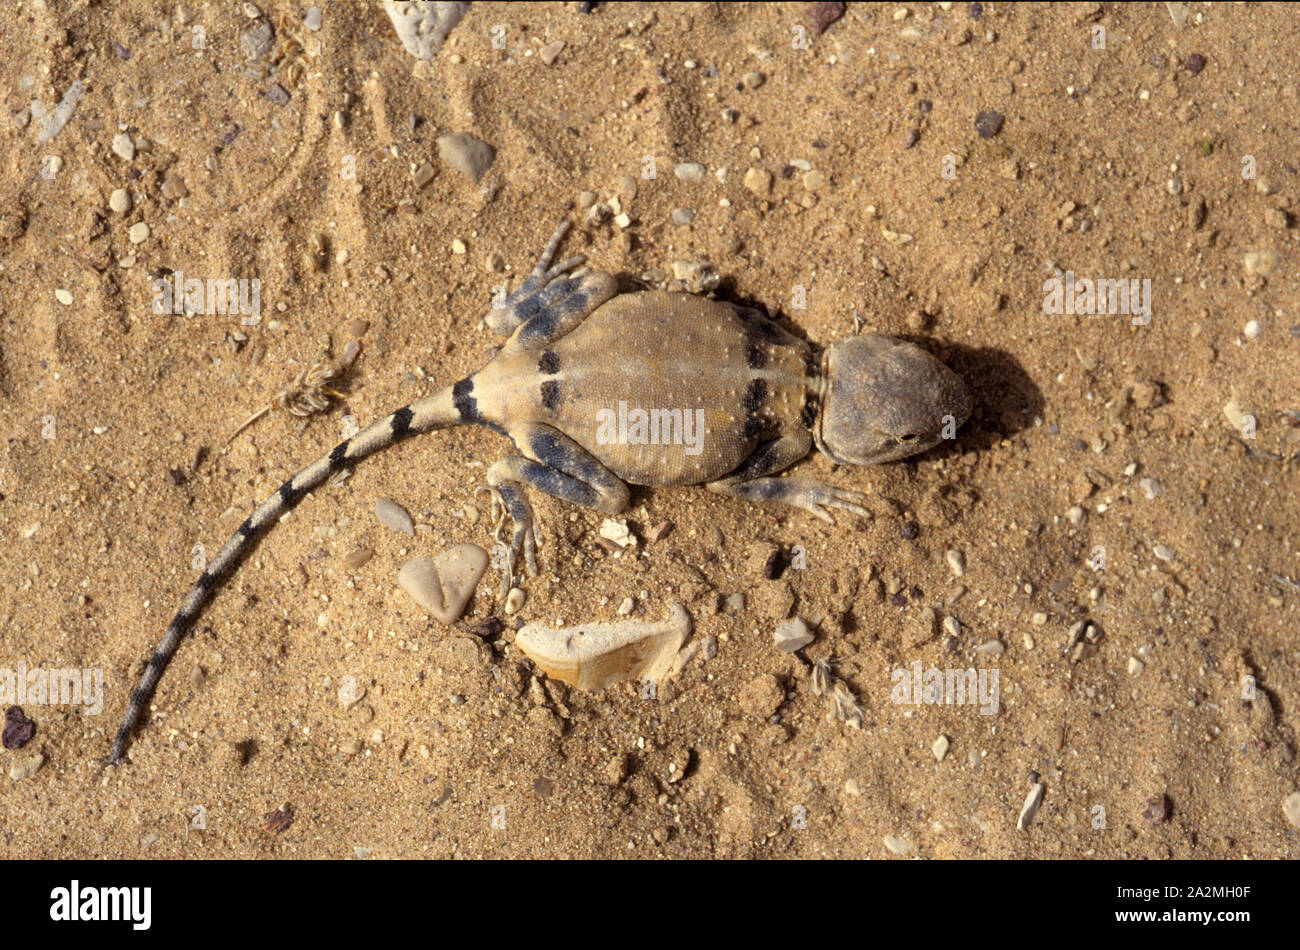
[901,433,918,441]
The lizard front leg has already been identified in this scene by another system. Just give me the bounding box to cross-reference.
[485,424,630,595]
[706,429,869,523]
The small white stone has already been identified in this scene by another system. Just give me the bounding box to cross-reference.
[128,221,150,244]
[374,497,414,536]
[617,597,634,615]
[1017,782,1045,830]
[1152,543,1174,562]
[1244,319,1262,339]
[945,548,965,577]
[975,639,1005,656]
[1282,791,1300,829]
[54,288,73,305]
[599,518,636,549]
[504,587,526,614]
[1066,505,1086,526]
[932,735,949,761]
[773,617,814,652]
[337,676,366,709]
[8,752,44,781]
[674,162,706,182]
[109,188,131,214]
[1139,477,1162,500]
[111,132,135,161]
[882,835,914,855]
[1127,656,1145,675]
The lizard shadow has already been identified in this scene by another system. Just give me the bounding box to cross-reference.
[894,337,1045,458]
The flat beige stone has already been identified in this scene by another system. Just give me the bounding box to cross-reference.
[398,543,488,624]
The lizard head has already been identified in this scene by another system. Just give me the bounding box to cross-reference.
[814,333,972,465]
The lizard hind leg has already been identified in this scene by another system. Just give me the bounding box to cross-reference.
[484,425,630,595]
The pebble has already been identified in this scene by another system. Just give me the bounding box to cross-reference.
[3,707,35,749]
[844,777,862,796]
[504,587,526,614]
[773,617,814,652]
[111,132,135,161]
[128,222,150,244]
[1243,319,1262,340]
[670,207,695,226]
[304,7,321,30]
[538,40,565,65]
[1127,656,1145,675]
[384,0,467,59]
[1016,782,1044,830]
[397,544,489,624]
[437,132,495,183]
[1152,543,1174,562]
[484,251,504,272]
[945,548,965,577]
[1065,505,1085,526]
[975,639,1005,656]
[1282,791,1300,829]
[1143,793,1171,824]
[743,167,772,196]
[674,162,706,182]
[1138,477,1162,500]
[265,82,290,106]
[337,676,366,710]
[1031,611,1048,625]
[517,602,689,691]
[161,174,189,200]
[1243,249,1278,277]
[741,70,765,89]
[973,109,1004,138]
[932,735,950,761]
[882,835,914,855]
[374,497,414,536]
[8,751,44,781]
[802,169,825,191]
[109,188,131,213]
[646,520,673,542]
[599,518,636,549]
[1185,53,1205,74]
[809,1,845,34]
[54,288,73,306]
[617,596,635,616]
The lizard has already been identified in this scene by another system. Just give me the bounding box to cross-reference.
[108,220,972,765]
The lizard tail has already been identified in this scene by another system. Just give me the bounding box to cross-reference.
[108,383,465,764]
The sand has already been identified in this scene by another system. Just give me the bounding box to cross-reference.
[0,1,1297,858]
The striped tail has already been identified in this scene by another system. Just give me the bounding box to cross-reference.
[108,383,463,764]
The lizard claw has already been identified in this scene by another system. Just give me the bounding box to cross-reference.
[781,478,871,524]
[479,481,538,596]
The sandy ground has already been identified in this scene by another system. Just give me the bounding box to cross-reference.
[1,0,1298,859]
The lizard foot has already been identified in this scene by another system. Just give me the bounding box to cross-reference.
[775,478,870,524]
[477,483,540,596]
